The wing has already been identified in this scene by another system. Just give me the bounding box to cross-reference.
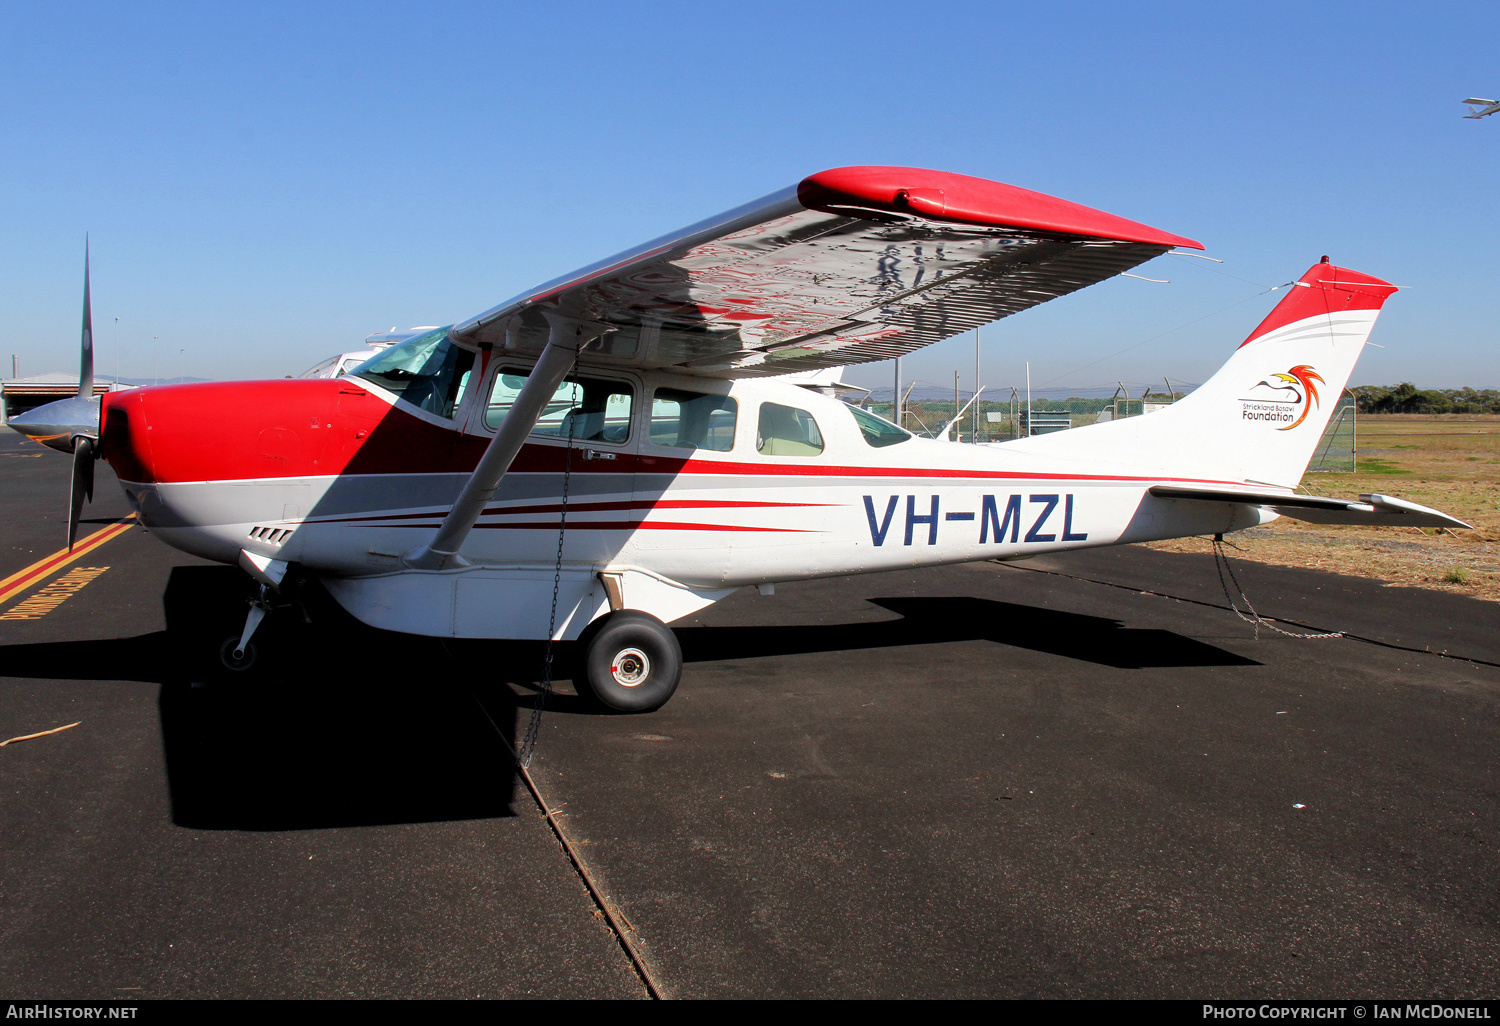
[1150,486,1472,530]
[451,166,1201,378]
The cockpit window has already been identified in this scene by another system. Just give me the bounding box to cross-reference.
[351,327,474,419]
[486,369,634,442]
[847,404,912,447]
[756,402,824,457]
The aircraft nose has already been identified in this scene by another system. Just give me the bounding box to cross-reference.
[7,395,100,453]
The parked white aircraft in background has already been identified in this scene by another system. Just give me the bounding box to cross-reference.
[12,166,1470,713]
[297,328,440,379]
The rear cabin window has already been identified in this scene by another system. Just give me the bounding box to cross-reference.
[649,389,737,451]
[756,402,824,457]
[485,370,634,442]
[351,327,474,419]
[847,404,911,447]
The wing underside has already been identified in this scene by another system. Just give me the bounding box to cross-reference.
[452,166,1201,378]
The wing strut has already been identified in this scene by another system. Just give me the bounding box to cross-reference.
[403,311,603,571]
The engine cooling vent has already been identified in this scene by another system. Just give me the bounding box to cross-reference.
[248,525,293,545]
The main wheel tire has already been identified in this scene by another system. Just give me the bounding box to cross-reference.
[577,611,682,713]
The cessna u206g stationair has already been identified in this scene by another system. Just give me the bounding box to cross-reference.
[13,166,1469,712]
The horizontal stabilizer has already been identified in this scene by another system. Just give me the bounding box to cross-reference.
[1149,486,1472,530]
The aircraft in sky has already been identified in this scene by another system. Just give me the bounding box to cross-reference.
[11,166,1469,713]
[1463,98,1500,119]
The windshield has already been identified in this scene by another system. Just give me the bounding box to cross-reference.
[351,327,474,419]
[847,404,911,447]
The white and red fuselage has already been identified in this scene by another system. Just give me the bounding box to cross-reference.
[94,256,1398,642]
[26,164,1432,646]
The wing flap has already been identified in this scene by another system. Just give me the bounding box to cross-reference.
[453,167,1201,378]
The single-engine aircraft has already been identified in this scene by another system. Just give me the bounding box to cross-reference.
[1463,98,1500,119]
[12,166,1470,712]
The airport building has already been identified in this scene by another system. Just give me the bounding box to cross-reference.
[0,374,132,423]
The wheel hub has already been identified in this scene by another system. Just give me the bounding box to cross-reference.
[610,647,650,687]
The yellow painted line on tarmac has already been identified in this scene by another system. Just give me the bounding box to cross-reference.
[0,515,135,612]
[1,566,113,620]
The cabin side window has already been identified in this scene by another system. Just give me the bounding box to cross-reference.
[351,327,474,419]
[485,369,634,442]
[649,389,737,451]
[756,402,824,457]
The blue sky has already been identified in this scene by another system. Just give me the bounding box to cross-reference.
[3,1,1497,395]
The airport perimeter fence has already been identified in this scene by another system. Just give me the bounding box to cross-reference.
[860,385,1189,443]
[1306,394,1357,473]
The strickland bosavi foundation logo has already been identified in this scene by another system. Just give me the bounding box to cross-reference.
[1240,365,1325,431]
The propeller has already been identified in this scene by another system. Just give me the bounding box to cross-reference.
[68,437,95,550]
[8,240,106,548]
[67,239,97,550]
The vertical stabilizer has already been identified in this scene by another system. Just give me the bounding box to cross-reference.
[1007,260,1398,488]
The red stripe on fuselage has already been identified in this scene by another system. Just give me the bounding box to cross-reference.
[314,498,837,526]
[474,520,811,533]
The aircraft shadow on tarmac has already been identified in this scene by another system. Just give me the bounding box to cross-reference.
[676,596,1260,671]
[0,570,1253,831]
[0,567,532,831]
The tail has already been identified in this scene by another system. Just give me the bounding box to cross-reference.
[1009,259,1397,488]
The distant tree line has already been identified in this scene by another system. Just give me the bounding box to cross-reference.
[1350,384,1500,414]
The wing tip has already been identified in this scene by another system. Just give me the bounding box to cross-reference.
[798,166,1203,250]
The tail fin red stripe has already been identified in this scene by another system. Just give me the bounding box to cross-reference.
[1238,260,1398,348]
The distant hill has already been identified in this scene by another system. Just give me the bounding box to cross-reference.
[110,376,214,386]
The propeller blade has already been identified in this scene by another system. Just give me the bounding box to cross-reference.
[79,238,94,400]
[68,437,94,551]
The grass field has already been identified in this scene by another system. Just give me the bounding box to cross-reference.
[1145,414,1500,602]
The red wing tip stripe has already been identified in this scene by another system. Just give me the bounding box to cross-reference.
[798,166,1203,249]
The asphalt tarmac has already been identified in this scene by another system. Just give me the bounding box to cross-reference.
[2,425,1498,999]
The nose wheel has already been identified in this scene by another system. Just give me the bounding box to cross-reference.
[217,636,259,672]
[576,611,682,713]
[209,581,283,677]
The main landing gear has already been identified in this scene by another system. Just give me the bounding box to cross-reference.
[575,610,683,713]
